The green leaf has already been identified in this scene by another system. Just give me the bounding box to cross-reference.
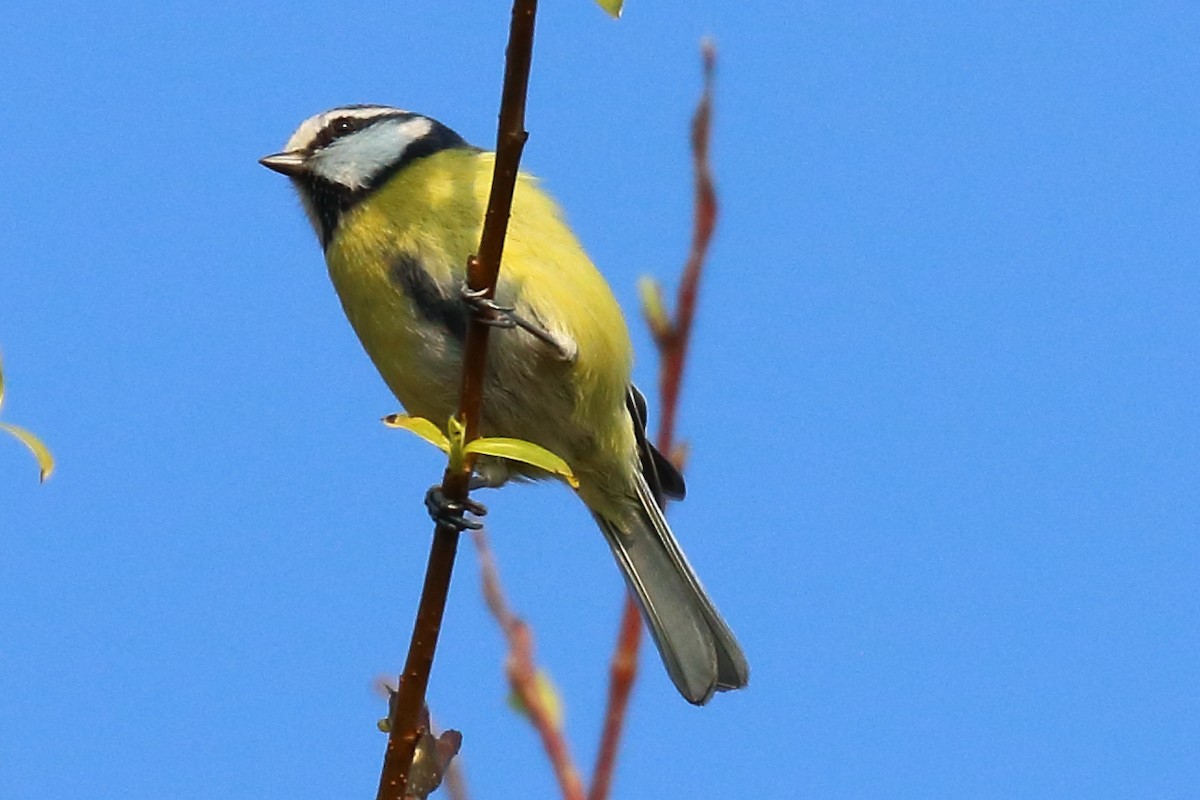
[595,0,623,18]
[1,422,55,482]
[0,354,54,482]
[384,414,578,488]
[466,437,579,489]
[382,413,451,452]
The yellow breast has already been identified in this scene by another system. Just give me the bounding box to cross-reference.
[324,148,636,481]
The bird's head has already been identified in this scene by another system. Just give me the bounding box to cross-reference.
[260,105,469,247]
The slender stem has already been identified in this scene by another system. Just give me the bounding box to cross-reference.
[473,530,585,800]
[656,39,717,453]
[588,39,719,800]
[375,524,461,800]
[587,598,642,800]
[461,0,538,440]
[375,3,539,798]
[443,753,470,800]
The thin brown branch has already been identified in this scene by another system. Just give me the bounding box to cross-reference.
[589,39,719,800]
[473,530,586,800]
[459,0,538,444]
[375,3,540,798]
[587,597,642,800]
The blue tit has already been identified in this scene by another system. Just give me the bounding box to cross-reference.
[261,105,747,704]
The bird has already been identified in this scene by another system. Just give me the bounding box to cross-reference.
[260,104,748,704]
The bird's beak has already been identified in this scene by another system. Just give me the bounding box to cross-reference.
[259,151,309,178]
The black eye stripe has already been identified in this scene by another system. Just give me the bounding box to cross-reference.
[308,110,412,152]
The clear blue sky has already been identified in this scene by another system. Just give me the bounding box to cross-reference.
[2,3,1197,798]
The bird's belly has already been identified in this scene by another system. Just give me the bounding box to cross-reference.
[326,246,629,496]
[361,309,464,425]
[343,284,587,469]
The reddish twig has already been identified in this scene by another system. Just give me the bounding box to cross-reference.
[589,39,719,800]
[655,38,718,451]
[473,530,586,800]
[588,598,642,800]
[375,3,539,798]
[442,744,470,800]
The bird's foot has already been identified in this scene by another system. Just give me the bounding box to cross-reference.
[424,484,487,531]
[459,284,517,329]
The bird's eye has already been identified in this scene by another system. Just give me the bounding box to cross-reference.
[312,117,365,150]
[333,118,359,136]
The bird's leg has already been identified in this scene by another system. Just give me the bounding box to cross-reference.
[424,484,487,531]
[467,474,497,491]
[459,284,574,361]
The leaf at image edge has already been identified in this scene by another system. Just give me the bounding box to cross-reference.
[0,422,55,482]
[595,0,623,19]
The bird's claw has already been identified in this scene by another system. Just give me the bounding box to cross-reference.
[458,283,575,361]
[459,284,517,328]
[425,485,487,531]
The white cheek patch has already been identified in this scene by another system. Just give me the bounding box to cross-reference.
[313,116,434,190]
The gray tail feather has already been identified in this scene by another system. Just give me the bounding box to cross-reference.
[593,473,749,705]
